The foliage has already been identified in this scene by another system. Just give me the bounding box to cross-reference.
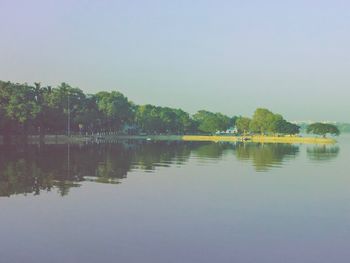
[135,105,195,134]
[249,108,300,135]
[95,91,133,131]
[306,123,340,137]
[274,119,300,135]
[0,80,304,138]
[193,110,230,133]
[235,117,251,134]
[0,81,40,124]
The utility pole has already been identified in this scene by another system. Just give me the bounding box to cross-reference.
[67,90,71,137]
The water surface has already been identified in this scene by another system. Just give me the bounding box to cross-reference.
[0,136,349,263]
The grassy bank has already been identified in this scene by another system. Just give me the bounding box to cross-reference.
[182,135,336,144]
[112,135,336,144]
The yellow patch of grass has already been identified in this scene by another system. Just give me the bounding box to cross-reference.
[181,135,336,144]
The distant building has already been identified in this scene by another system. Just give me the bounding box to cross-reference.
[215,127,238,134]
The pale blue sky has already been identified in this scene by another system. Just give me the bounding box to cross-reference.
[1,0,349,121]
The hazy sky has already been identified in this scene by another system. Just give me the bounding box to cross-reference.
[1,0,349,122]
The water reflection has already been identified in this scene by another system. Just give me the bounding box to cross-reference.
[130,141,192,171]
[236,143,299,171]
[0,141,339,196]
[0,142,194,197]
[307,145,340,162]
[192,142,235,160]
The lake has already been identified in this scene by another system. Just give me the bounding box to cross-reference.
[0,136,349,263]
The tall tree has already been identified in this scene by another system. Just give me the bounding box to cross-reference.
[250,108,276,134]
[236,117,251,134]
[96,91,133,131]
[193,110,230,133]
[275,119,300,135]
[135,105,195,134]
[49,83,87,134]
[0,81,40,135]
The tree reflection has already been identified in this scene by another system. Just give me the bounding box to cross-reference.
[1,141,341,197]
[0,141,194,197]
[235,143,300,172]
[0,158,54,196]
[131,141,192,171]
[0,144,82,197]
[191,142,235,159]
[307,145,340,161]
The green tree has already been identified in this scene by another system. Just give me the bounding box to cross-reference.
[173,109,196,134]
[74,94,102,133]
[135,105,195,134]
[193,110,230,133]
[31,83,57,139]
[235,117,251,134]
[230,116,238,128]
[135,105,161,133]
[48,83,87,134]
[249,108,299,135]
[307,123,340,137]
[96,91,133,131]
[250,108,276,134]
[0,81,41,136]
[275,119,300,135]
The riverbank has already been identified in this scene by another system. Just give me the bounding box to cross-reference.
[0,135,90,144]
[106,134,336,144]
[0,134,336,145]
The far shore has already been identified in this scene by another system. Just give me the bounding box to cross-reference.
[114,135,337,144]
[0,134,336,145]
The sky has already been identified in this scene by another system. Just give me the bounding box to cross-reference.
[0,0,349,122]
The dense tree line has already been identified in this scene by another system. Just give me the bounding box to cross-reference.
[0,80,235,137]
[2,80,338,139]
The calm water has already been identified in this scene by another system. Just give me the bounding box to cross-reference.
[0,136,349,263]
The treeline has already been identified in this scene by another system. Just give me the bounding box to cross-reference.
[0,80,309,137]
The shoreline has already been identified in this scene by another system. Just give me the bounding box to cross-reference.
[0,134,337,145]
[84,134,337,144]
[117,135,336,144]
